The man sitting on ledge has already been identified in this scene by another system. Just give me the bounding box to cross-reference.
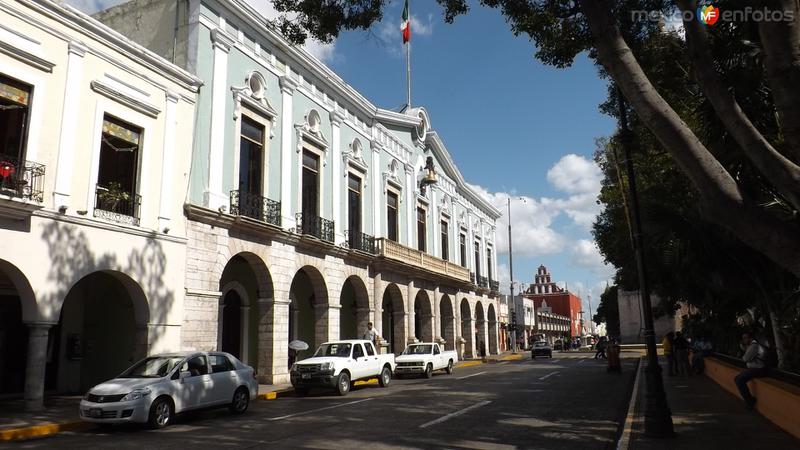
[734,331,768,411]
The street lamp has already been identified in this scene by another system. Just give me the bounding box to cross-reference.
[616,88,674,437]
[506,196,526,354]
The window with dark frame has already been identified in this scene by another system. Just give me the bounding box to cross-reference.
[460,232,467,268]
[301,150,320,219]
[238,115,264,197]
[474,241,481,277]
[440,220,449,261]
[0,74,31,164]
[96,115,142,219]
[348,173,362,246]
[486,247,493,281]
[417,207,426,252]
[387,191,398,241]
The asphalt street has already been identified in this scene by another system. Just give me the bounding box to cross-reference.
[8,353,637,450]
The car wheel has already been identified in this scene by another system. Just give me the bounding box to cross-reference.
[446,360,454,375]
[336,372,351,396]
[229,387,250,414]
[424,363,433,379]
[379,366,392,387]
[147,396,173,429]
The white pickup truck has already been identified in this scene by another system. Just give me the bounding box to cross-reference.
[394,343,458,378]
[290,340,395,396]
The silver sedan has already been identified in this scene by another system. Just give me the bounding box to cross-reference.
[79,351,258,428]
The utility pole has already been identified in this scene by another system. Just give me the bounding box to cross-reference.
[617,88,674,437]
[507,197,517,354]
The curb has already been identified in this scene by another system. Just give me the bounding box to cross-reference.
[616,356,644,450]
[0,420,93,442]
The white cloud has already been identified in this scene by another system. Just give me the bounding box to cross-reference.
[571,239,608,271]
[245,0,336,63]
[64,0,125,13]
[546,153,602,195]
[375,13,434,57]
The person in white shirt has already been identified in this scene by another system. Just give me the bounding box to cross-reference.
[734,332,768,410]
[363,322,380,348]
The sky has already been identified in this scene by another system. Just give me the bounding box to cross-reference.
[66,0,619,323]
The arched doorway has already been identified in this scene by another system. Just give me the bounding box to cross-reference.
[381,283,405,354]
[475,301,486,358]
[414,290,433,342]
[54,271,148,393]
[339,276,370,339]
[460,298,473,359]
[219,253,273,367]
[289,266,328,361]
[439,294,455,351]
[0,260,35,394]
[488,303,498,355]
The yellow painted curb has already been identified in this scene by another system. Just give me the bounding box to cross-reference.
[354,379,378,386]
[457,361,484,368]
[256,387,293,400]
[0,420,93,441]
[498,354,524,361]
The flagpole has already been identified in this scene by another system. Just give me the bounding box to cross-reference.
[406,4,412,109]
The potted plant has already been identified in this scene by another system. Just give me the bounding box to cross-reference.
[98,182,131,213]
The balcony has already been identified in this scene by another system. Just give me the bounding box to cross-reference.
[296,212,334,243]
[230,190,281,226]
[375,238,471,282]
[346,230,376,254]
[477,275,488,288]
[0,157,45,202]
[490,279,500,292]
[94,184,141,226]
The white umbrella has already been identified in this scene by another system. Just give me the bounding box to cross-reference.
[289,340,309,351]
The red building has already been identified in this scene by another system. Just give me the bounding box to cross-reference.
[524,265,583,338]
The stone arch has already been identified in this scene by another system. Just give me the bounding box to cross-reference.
[339,275,370,339]
[460,298,474,359]
[0,259,38,323]
[0,259,38,394]
[55,270,149,393]
[488,303,499,355]
[414,290,434,342]
[381,283,406,354]
[475,300,487,357]
[439,294,456,351]
[289,265,330,357]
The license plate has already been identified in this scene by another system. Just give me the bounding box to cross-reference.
[301,373,311,379]
[90,408,102,418]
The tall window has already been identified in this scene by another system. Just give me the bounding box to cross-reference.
[416,207,426,252]
[387,191,398,241]
[238,116,264,197]
[0,75,31,164]
[486,247,493,281]
[95,115,142,222]
[459,233,467,268]
[440,220,449,261]
[348,173,362,243]
[301,150,319,217]
[474,241,481,276]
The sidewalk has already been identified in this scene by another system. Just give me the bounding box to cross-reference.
[627,358,798,449]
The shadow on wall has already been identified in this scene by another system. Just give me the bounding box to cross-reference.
[39,220,176,393]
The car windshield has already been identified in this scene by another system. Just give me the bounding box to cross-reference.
[119,356,185,378]
[534,342,547,348]
[402,345,432,355]
[314,343,352,358]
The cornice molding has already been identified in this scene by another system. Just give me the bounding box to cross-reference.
[210,27,235,52]
[0,40,55,73]
[90,79,161,118]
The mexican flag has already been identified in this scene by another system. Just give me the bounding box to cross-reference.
[401,0,410,43]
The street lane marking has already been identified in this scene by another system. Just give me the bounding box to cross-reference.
[538,371,560,380]
[578,359,585,364]
[419,400,492,429]
[267,398,374,421]
[457,371,487,380]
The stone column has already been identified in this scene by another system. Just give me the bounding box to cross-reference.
[356,307,371,338]
[407,281,417,343]
[158,91,180,232]
[461,315,475,359]
[204,28,235,210]
[257,296,290,385]
[279,76,298,229]
[433,287,442,342]
[330,110,344,242]
[324,304,341,342]
[24,323,54,411]
[404,164,415,247]
[240,305,251,365]
[371,140,382,238]
[53,41,87,210]
[373,272,383,333]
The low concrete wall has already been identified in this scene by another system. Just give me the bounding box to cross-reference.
[705,357,800,439]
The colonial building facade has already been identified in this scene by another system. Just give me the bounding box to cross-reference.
[98,0,502,384]
[524,265,583,338]
[0,0,201,410]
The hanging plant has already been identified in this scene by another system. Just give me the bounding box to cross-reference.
[98,182,131,213]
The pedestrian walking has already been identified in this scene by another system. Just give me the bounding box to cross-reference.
[362,322,380,348]
[734,332,769,410]
[594,337,607,359]
[662,332,676,376]
[674,331,690,376]
[691,335,712,375]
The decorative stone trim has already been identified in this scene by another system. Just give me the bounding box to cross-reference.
[90,79,161,118]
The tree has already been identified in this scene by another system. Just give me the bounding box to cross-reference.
[269,0,800,277]
[594,285,620,338]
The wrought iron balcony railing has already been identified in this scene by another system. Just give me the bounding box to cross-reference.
[477,275,488,288]
[0,156,45,202]
[296,212,334,243]
[346,230,376,254]
[490,279,500,292]
[94,184,141,226]
[229,190,281,226]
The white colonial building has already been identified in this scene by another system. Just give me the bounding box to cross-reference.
[97,0,503,384]
[0,0,201,410]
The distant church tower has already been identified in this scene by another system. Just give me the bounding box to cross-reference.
[530,265,564,295]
